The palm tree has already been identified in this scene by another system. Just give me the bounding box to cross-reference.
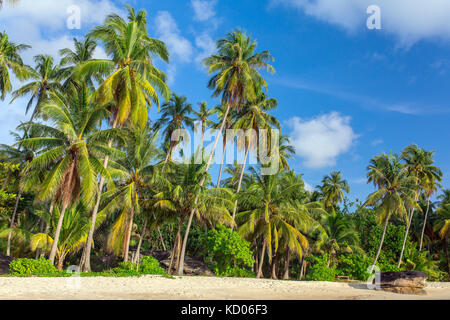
[19,84,121,265]
[364,154,419,273]
[438,189,450,206]
[59,36,100,90]
[155,94,194,162]
[10,55,63,122]
[178,30,275,275]
[237,169,311,278]
[0,32,30,100]
[278,135,295,171]
[221,161,252,190]
[318,171,350,210]
[193,101,214,157]
[398,145,441,267]
[76,6,170,272]
[31,205,89,270]
[419,173,442,251]
[231,90,279,220]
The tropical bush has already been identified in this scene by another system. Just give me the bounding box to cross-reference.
[305,255,336,281]
[9,258,61,276]
[204,225,255,277]
[336,254,371,281]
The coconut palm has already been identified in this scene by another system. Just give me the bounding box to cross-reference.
[0,32,30,100]
[31,205,90,270]
[434,204,450,274]
[222,161,252,190]
[231,90,279,219]
[193,101,214,157]
[98,126,160,261]
[59,36,100,90]
[178,30,275,275]
[398,145,442,267]
[10,55,63,122]
[155,94,195,162]
[364,154,419,273]
[19,84,121,265]
[420,173,442,251]
[438,189,450,206]
[278,135,295,171]
[76,6,170,272]
[318,171,350,210]
[237,169,311,278]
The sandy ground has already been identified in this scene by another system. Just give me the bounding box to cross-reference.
[0,276,449,300]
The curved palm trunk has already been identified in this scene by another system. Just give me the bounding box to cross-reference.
[369,215,389,274]
[133,216,148,264]
[168,220,182,274]
[123,207,135,262]
[6,184,23,256]
[257,239,267,279]
[216,139,227,187]
[49,202,69,264]
[419,199,431,251]
[80,118,119,272]
[1,169,11,190]
[177,104,232,276]
[157,226,166,251]
[271,256,278,280]
[398,208,415,268]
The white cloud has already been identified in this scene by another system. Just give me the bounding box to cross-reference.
[195,33,216,65]
[191,0,217,22]
[371,139,384,146]
[304,181,314,192]
[155,11,194,63]
[271,0,450,46]
[287,112,358,169]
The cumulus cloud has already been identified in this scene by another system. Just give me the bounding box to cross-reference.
[287,112,358,169]
[191,0,218,22]
[155,11,194,63]
[270,0,450,46]
[195,33,216,65]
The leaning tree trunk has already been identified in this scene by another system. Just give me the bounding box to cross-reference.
[369,215,390,274]
[1,169,11,190]
[444,237,450,276]
[49,202,69,264]
[168,219,183,274]
[271,256,278,280]
[419,198,431,251]
[133,216,148,264]
[398,208,415,268]
[122,206,135,263]
[177,104,232,276]
[80,117,119,272]
[6,183,23,256]
[257,239,267,279]
[231,145,251,221]
[216,139,227,187]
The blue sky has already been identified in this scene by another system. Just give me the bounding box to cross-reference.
[1,0,449,203]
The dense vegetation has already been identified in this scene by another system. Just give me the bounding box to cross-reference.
[0,6,449,282]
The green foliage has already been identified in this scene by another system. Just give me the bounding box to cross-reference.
[305,254,336,281]
[204,225,254,277]
[9,258,61,276]
[336,254,371,281]
[139,256,167,276]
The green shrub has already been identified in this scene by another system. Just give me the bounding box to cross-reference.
[9,258,61,276]
[305,254,336,281]
[204,225,255,278]
[336,254,371,281]
[139,256,167,275]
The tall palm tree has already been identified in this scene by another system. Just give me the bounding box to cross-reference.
[364,154,419,273]
[419,173,442,251]
[434,204,450,274]
[178,30,275,275]
[222,161,252,190]
[0,32,30,100]
[231,90,279,220]
[19,84,121,265]
[278,135,295,171]
[155,94,194,162]
[398,145,441,267]
[77,6,170,272]
[237,169,311,278]
[98,127,160,261]
[193,101,214,157]
[318,171,350,210]
[438,189,450,206]
[10,55,63,122]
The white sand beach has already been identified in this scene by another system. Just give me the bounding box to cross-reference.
[0,276,449,300]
